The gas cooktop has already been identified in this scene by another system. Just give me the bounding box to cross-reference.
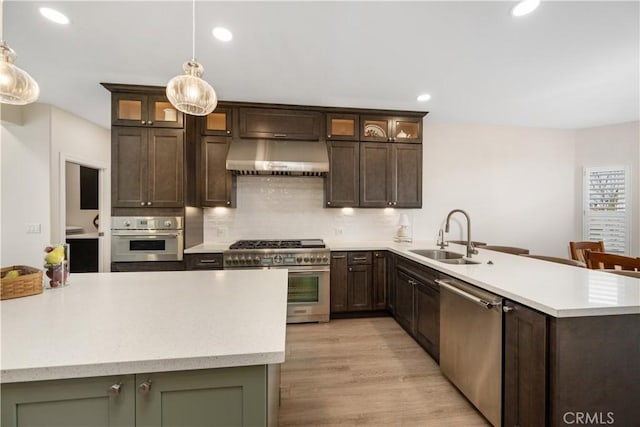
[228,239,325,250]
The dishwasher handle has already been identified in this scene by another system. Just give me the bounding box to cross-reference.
[435,279,501,310]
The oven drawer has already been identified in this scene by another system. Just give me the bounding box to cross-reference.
[185,253,223,270]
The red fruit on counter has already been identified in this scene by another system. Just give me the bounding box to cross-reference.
[46,269,53,279]
[50,280,60,288]
[45,246,54,253]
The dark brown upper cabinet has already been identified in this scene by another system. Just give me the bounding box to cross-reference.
[360,142,422,208]
[326,113,359,141]
[325,141,359,208]
[360,115,422,143]
[201,107,233,136]
[111,93,184,129]
[238,107,322,140]
[200,136,236,207]
[112,127,184,208]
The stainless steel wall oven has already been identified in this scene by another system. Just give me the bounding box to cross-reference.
[111,216,183,262]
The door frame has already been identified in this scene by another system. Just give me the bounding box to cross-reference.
[58,153,110,272]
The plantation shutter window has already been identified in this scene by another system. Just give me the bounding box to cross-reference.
[583,166,631,254]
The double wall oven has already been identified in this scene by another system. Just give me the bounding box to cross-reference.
[223,240,330,323]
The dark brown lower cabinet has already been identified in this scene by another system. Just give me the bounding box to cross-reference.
[372,252,387,310]
[184,253,223,270]
[394,268,415,334]
[503,300,547,427]
[415,280,440,362]
[347,264,372,311]
[330,253,348,313]
[331,251,388,314]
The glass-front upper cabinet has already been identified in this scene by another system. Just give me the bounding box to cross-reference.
[112,93,183,128]
[360,115,422,143]
[327,113,359,141]
[201,107,233,136]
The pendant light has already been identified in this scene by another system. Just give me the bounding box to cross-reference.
[0,0,40,105]
[166,0,217,116]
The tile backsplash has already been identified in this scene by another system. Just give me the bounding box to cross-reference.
[203,176,414,242]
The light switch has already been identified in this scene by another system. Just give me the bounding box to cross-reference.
[26,223,42,234]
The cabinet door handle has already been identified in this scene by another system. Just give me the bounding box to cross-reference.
[327,201,331,205]
[141,120,147,125]
[503,306,514,313]
[146,202,152,206]
[273,133,287,138]
[140,202,145,206]
[137,380,152,395]
[348,267,353,271]
[199,259,219,264]
[147,121,153,125]
[332,255,346,259]
[327,134,332,138]
[353,257,368,261]
[108,382,122,397]
[226,130,232,135]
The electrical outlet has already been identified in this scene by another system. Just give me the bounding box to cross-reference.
[217,227,228,237]
[25,223,42,234]
[334,227,344,236]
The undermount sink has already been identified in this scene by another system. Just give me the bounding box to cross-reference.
[409,249,464,260]
[438,258,481,265]
[409,249,480,265]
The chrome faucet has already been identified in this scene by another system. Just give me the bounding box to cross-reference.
[445,209,478,258]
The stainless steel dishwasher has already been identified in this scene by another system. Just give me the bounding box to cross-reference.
[436,277,503,427]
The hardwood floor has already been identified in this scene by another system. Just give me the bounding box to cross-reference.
[278,317,490,426]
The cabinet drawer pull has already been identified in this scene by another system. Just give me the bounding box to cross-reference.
[332,255,346,259]
[137,380,152,395]
[198,259,220,264]
[352,257,368,261]
[108,382,122,397]
[273,133,287,138]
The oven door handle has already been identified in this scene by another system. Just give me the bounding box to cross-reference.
[288,269,330,274]
[112,232,182,238]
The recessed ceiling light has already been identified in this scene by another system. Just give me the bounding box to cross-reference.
[511,0,541,17]
[39,7,70,25]
[417,93,431,102]
[212,27,233,42]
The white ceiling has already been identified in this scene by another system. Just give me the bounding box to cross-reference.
[5,1,639,130]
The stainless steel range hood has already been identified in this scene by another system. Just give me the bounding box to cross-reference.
[226,139,329,176]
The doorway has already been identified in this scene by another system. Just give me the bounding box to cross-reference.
[59,155,109,272]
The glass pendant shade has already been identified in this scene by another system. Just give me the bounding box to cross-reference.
[166,60,217,116]
[0,41,39,105]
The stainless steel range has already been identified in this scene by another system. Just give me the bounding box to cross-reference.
[223,239,330,323]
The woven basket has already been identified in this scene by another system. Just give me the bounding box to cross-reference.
[1,266,43,300]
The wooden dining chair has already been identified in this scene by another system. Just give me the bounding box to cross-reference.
[482,245,530,255]
[585,251,640,271]
[569,241,605,264]
[520,254,586,267]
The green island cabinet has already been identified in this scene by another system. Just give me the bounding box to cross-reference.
[1,365,275,427]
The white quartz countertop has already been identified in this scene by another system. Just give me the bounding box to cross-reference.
[185,242,232,253]
[328,240,640,318]
[1,270,288,383]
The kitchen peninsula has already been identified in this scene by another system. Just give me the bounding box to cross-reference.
[1,270,287,426]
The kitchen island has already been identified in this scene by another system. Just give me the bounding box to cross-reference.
[1,270,288,426]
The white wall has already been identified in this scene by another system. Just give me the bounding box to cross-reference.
[0,104,110,270]
[50,106,110,245]
[1,104,52,268]
[204,122,578,257]
[575,121,640,256]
